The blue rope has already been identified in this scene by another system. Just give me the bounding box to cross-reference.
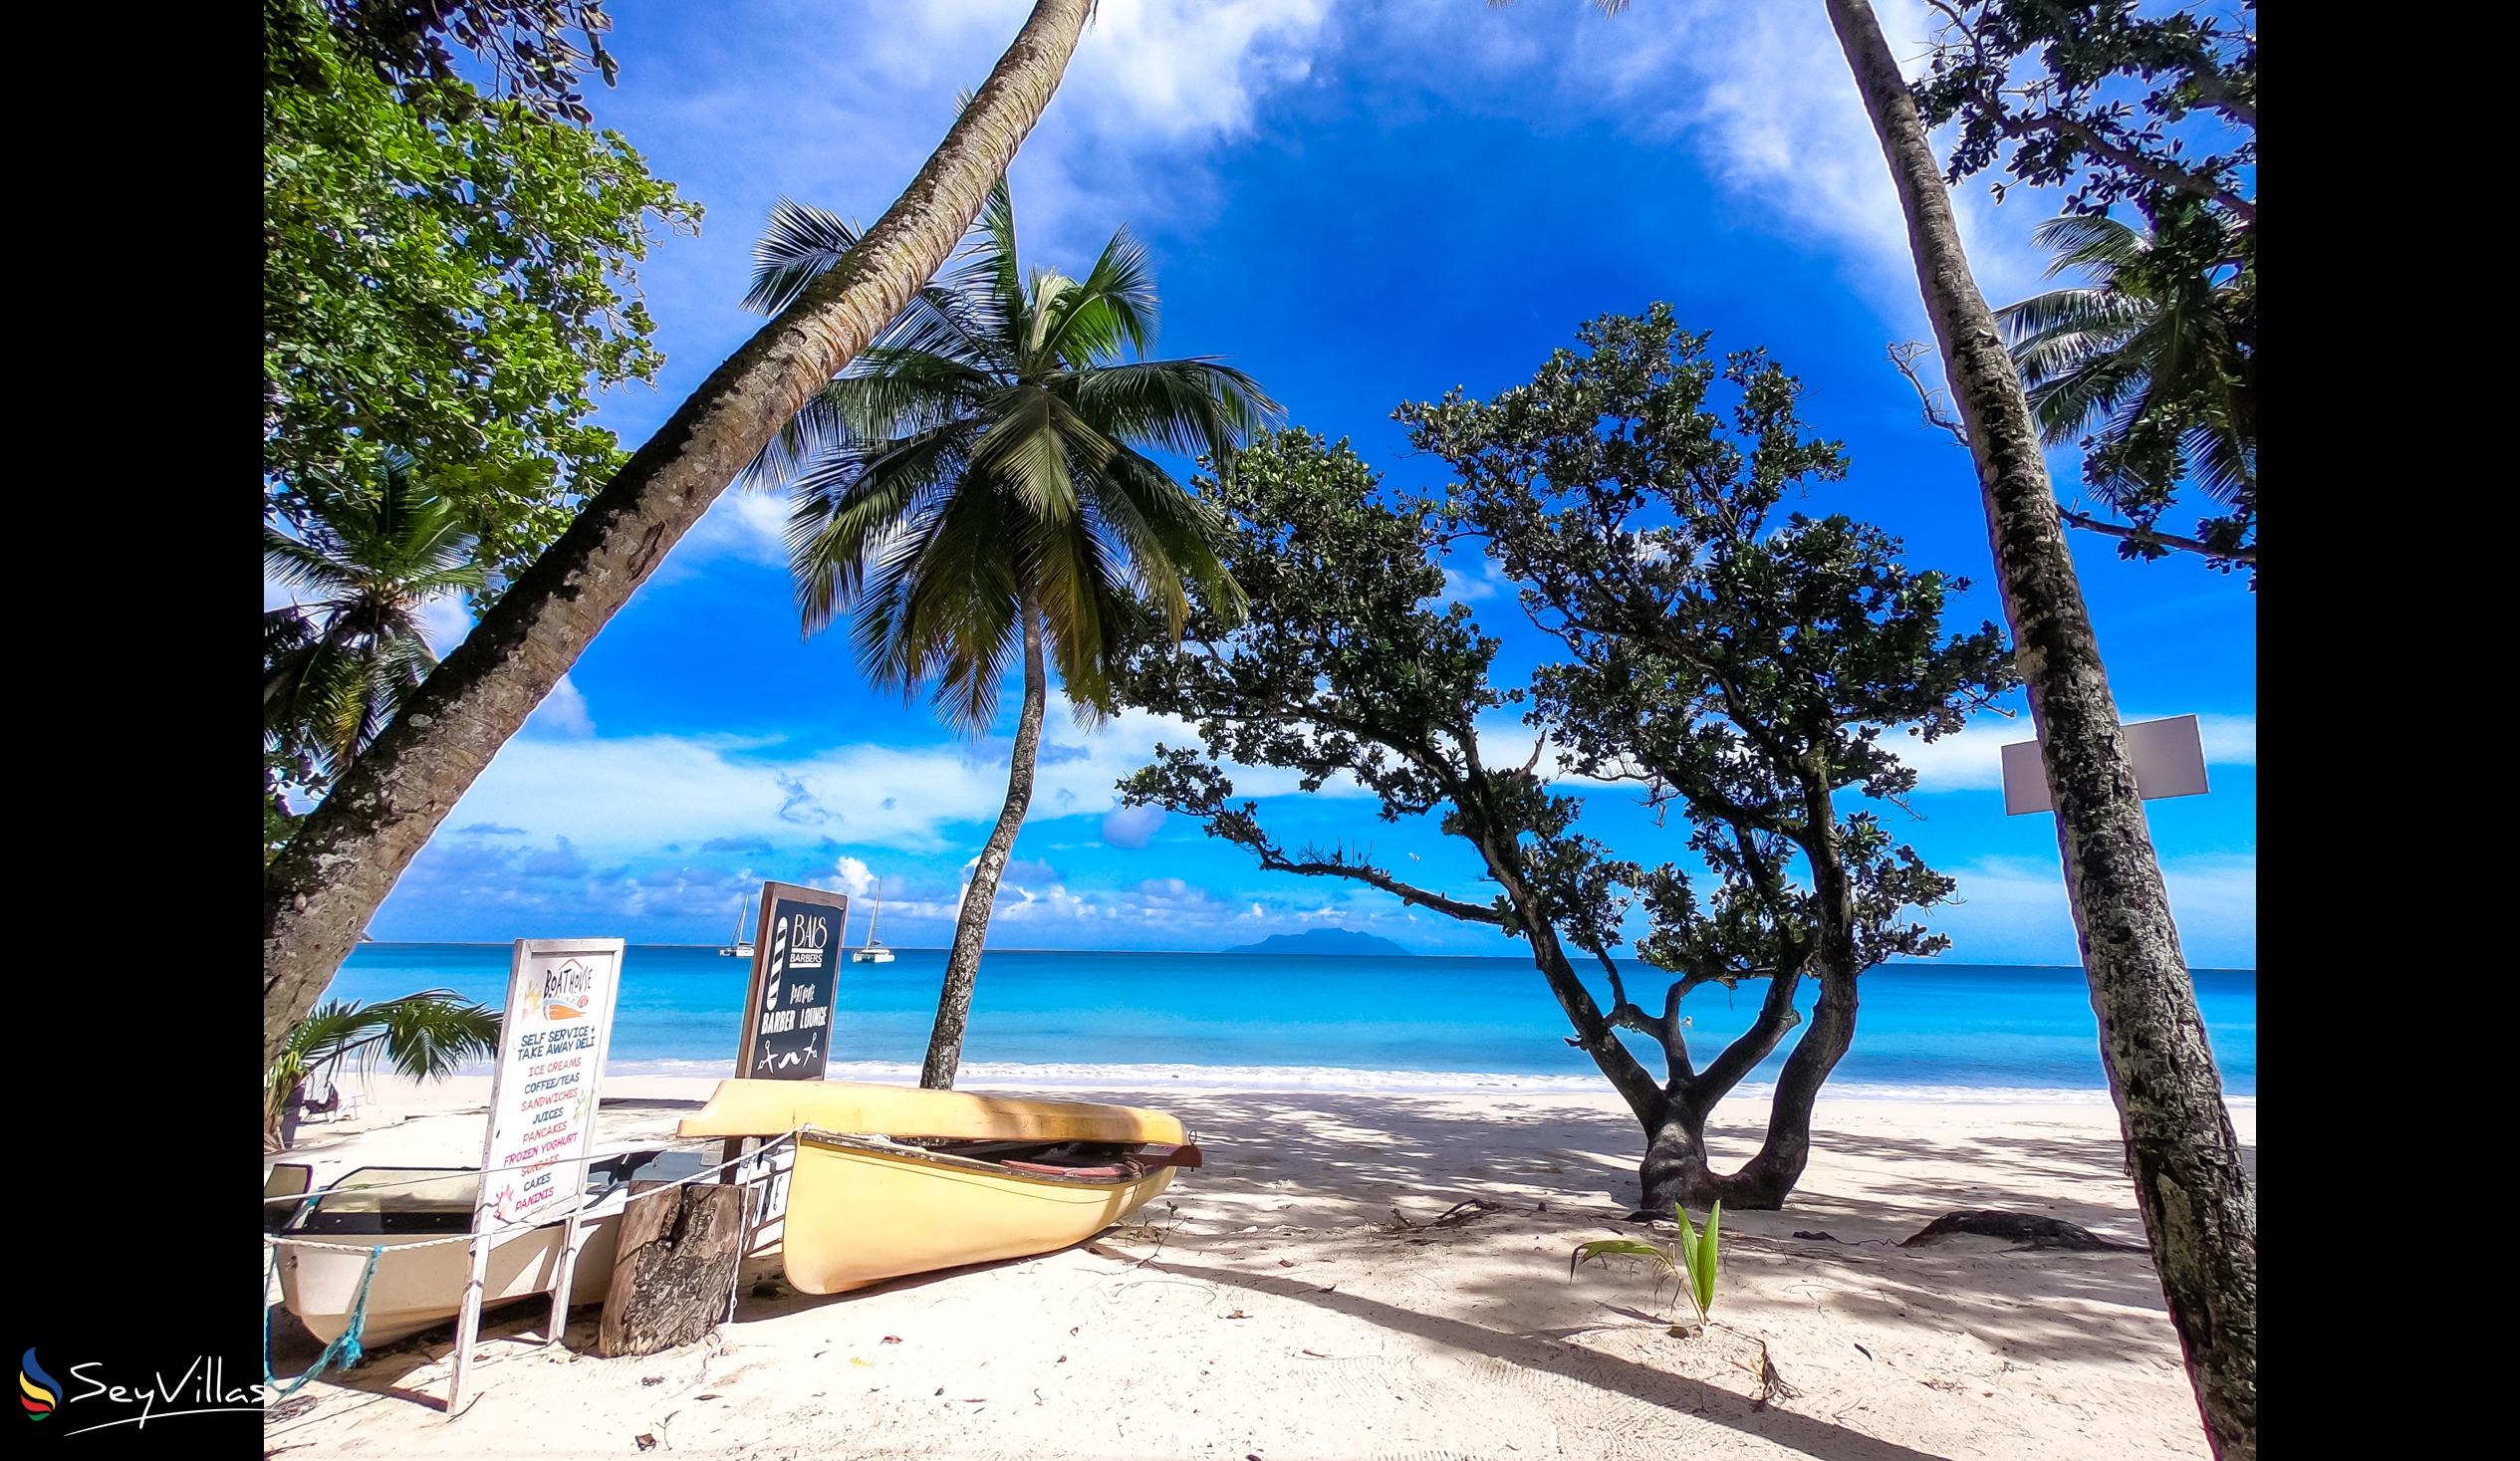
[265,1241,385,1400]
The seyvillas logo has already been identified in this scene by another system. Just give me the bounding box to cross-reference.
[21,1349,58,1420]
[16,1349,271,1435]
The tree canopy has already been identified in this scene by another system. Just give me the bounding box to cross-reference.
[263,0,698,577]
[1115,310,2016,1208]
[1914,1,2255,230]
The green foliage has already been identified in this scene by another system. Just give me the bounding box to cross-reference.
[264,988,501,1146]
[265,452,486,789]
[1113,313,2016,1207]
[1401,307,2018,990]
[1572,1201,1724,1327]
[1912,1,2255,225]
[1999,203,2254,573]
[305,0,622,122]
[747,181,1278,730]
[263,0,699,576]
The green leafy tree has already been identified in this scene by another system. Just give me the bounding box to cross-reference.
[746,180,1276,1091]
[1913,1,2255,230]
[299,0,623,122]
[265,0,1100,1068]
[265,453,487,790]
[1997,204,2254,572]
[263,0,699,575]
[1117,318,2012,1212]
[265,989,501,1149]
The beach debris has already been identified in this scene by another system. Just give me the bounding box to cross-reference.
[640,1375,664,1387]
[1224,1309,1252,1320]
[881,1336,902,1344]
[1854,1343,1875,1361]
[633,1435,657,1452]
[1388,1198,1499,1233]
[1741,1339,1799,1410]
[1793,1230,1840,1243]
[1898,1211,2146,1252]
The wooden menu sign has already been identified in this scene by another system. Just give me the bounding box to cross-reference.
[734,880,849,1081]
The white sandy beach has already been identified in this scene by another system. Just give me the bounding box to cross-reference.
[267,1073,2255,1460]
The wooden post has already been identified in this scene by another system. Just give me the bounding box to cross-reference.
[445,1233,493,1414]
[597,1181,749,1357]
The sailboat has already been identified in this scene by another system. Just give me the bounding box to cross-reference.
[851,891,895,963]
[718,896,756,959]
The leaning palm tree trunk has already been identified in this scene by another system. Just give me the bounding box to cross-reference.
[262,0,1100,1069]
[920,605,1048,1090]
[1824,4,2256,1455]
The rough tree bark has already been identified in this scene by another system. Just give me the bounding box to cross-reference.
[920,606,1048,1091]
[1825,4,2256,1454]
[1478,825,1851,1213]
[262,0,1100,1068]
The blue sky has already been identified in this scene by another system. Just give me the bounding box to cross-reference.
[317,0,2256,964]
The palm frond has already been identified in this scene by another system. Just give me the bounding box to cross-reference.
[1039,225,1159,364]
[744,198,865,316]
[1064,358,1280,463]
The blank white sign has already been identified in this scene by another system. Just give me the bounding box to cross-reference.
[2001,714,2209,816]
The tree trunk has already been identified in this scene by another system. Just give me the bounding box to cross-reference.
[260,0,1099,1070]
[920,606,1048,1091]
[1825,5,2256,1454]
[1722,970,1857,1207]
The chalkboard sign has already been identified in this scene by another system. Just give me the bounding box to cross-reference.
[735,881,849,1081]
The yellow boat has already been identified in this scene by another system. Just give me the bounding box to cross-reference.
[677,1080,1199,1295]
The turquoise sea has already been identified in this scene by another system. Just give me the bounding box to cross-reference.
[331,945,2257,1099]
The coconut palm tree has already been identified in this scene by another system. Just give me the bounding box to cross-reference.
[1999,204,2255,563]
[744,180,1277,1090]
[264,452,485,779]
[264,989,500,1149]
[264,0,1100,1070]
[1824,2,2256,1453]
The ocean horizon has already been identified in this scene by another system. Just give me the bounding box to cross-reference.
[331,943,2258,1101]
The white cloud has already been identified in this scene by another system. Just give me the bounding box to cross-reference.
[1102,803,1166,849]
[1552,0,2049,314]
[1931,852,2256,967]
[523,674,597,739]
[430,691,1370,859]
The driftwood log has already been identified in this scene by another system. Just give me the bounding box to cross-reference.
[1898,1210,2147,1252]
[598,1181,749,1356]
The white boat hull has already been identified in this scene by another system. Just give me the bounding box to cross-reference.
[277,1212,625,1348]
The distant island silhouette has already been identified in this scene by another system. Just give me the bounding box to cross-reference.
[1222,928,1411,957]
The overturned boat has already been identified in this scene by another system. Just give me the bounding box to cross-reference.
[677,1080,1200,1295]
[270,1147,709,1348]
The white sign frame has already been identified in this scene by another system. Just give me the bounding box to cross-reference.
[2000,714,2210,816]
[446,937,624,1417]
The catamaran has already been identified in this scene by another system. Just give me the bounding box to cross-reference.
[718,896,756,959]
[851,892,895,963]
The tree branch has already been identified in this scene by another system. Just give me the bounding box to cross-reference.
[1256,845,1505,925]
[2005,113,2256,224]
[2058,507,2256,566]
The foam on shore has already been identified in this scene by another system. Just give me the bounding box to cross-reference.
[587,1057,2254,1106]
